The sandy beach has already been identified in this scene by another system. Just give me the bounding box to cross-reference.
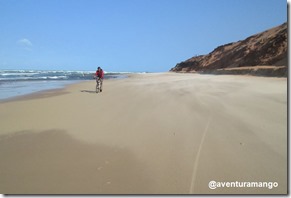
[0,72,287,194]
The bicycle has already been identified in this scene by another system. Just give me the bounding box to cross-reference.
[96,77,102,93]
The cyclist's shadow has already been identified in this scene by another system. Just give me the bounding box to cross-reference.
[81,90,96,94]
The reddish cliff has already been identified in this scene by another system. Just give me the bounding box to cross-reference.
[170,22,287,77]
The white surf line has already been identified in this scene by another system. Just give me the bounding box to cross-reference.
[189,114,212,194]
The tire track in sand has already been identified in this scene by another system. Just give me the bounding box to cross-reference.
[189,113,212,194]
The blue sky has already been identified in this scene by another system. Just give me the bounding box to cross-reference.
[0,0,287,72]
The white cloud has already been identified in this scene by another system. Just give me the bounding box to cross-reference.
[17,38,33,50]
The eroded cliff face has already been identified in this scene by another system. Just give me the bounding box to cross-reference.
[170,23,287,77]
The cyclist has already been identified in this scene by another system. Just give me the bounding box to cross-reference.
[95,67,104,92]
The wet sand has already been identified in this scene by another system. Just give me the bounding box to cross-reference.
[0,73,287,194]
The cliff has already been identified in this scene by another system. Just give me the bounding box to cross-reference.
[170,22,287,77]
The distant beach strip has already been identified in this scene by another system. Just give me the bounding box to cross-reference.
[0,70,131,100]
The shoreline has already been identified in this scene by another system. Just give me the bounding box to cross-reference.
[0,70,131,102]
[0,87,70,103]
[0,80,81,102]
[0,72,287,194]
[1,71,286,103]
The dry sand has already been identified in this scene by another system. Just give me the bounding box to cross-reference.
[0,73,287,194]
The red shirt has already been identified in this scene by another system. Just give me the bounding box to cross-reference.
[96,70,104,79]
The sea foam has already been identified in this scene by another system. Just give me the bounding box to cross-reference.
[0,70,129,100]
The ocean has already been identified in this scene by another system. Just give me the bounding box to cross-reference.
[0,70,129,100]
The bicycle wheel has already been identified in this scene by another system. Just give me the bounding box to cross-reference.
[96,81,100,93]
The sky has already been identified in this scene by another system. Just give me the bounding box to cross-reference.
[0,0,287,72]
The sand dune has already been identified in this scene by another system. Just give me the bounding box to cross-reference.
[0,73,287,194]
